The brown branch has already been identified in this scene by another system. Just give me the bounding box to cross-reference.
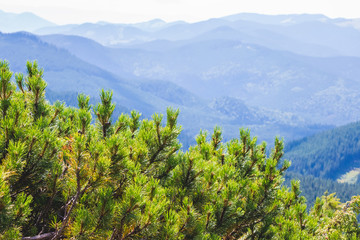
[149,145,165,165]
[121,222,151,240]
[243,155,257,178]
[51,170,82,240]
[22,232,55,240]
[35,174,59,227]
[218,202,228,227]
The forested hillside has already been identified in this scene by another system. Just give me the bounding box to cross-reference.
[285,121,360,180]
[284,172,360,207]
[2,61,360,239]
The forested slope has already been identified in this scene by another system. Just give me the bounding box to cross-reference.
[284,172,360,207]
[285,121,360,180]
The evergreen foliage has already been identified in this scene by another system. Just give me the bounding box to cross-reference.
[1,60,360,239]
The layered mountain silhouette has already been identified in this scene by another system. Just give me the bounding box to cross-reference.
[1,10,360,146]
[40,33,360,126]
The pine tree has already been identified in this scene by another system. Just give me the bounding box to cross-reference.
[1,60,360,239]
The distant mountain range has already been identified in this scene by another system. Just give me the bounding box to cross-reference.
[1,9,360,146]
[31,13,360,58]
[39,33,360,126]
[0,30,328,147]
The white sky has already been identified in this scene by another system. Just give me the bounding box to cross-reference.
[1,0,360,25]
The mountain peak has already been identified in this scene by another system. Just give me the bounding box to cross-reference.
[222,12,330,25]
[0,9,56,32]
[148,18,166,24]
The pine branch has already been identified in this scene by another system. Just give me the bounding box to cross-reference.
[35,174,59,228]
[51,170,82,240]
[22,232,55,240]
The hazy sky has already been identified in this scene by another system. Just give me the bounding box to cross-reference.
[1,0,360,24]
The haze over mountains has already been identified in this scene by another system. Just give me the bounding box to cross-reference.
[1,10,360,147]
[0,9,55,32]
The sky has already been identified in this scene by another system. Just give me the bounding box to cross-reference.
[1,0,360,25]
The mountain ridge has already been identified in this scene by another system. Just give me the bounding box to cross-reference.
[0,30,329,147]
[39,32,360,126]
[0,9,56,32]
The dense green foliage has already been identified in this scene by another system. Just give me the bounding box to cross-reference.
[1,60,360,239]
[284,121,360,179]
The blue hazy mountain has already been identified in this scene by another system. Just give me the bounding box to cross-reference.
[0,31,326,146]
[0,10,56,32]
[35,19,187,44]
[132,19,187,32]
[222,13,360,32]
[266,21,360,57]
[36,22,154,46]
[0,31,159,115]
[40,31,360,126]
[3,10,360,141]
[33,13,360,58]
[221,13,331,25]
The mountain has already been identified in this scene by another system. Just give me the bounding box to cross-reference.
[36,22,154,46]
[0,10,56,32]
[266,21,360,57]
[32,13,360,58]
[209,96,306,126]
[284,121,360,181]
[4,11,360,144]
[132,19,187,32]
[222,13,331,25]
[0,31,162,116]
[1,31,329,148]
[40,31,360,127]
[336,18,360,31]
[185,24,338,57]
[1,10,357,58]
[220,13,360,57]
[35,19,185,46]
